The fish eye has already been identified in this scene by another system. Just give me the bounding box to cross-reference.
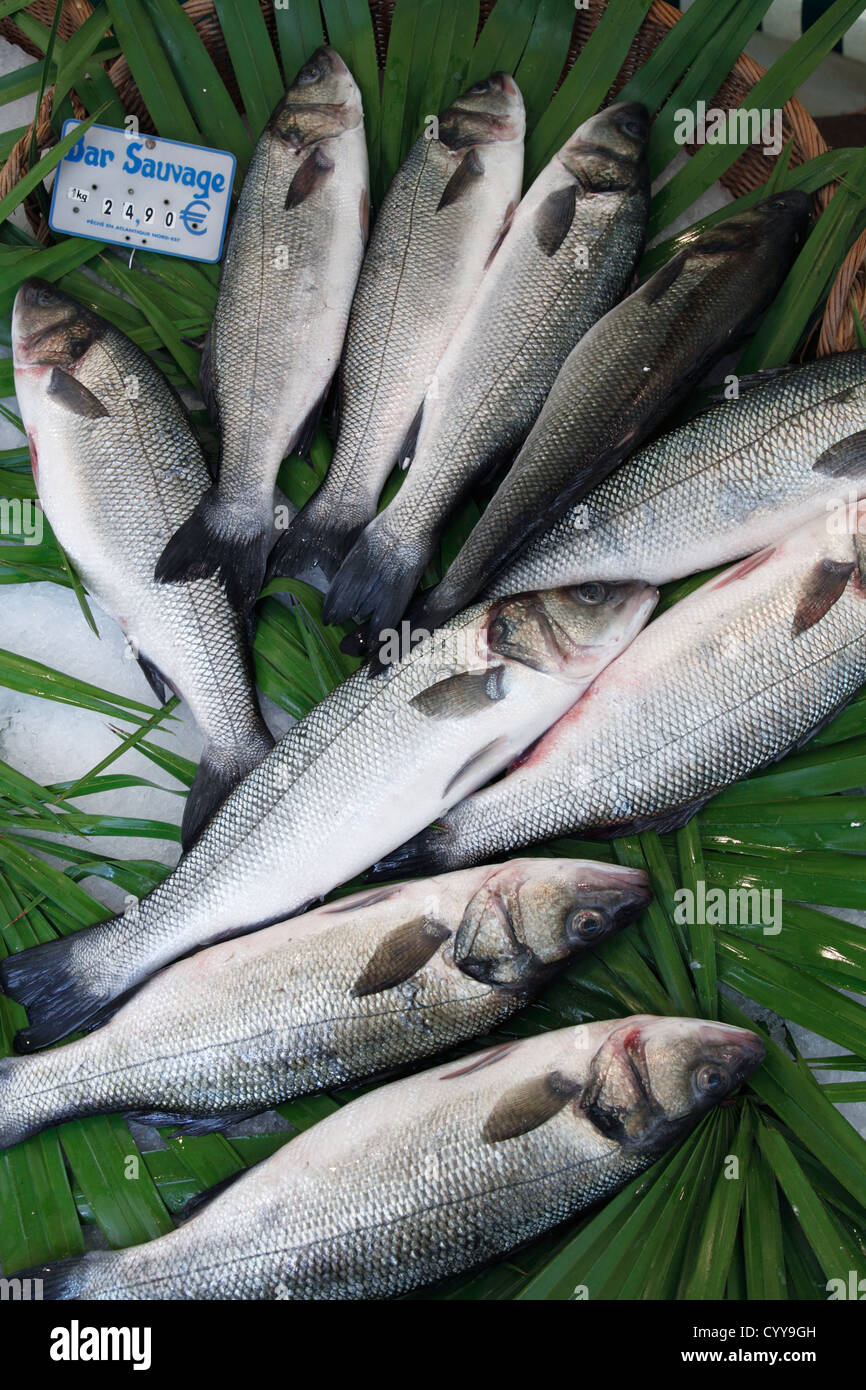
[695,1063,730,1095]
[620,118,645,138]
[567,908,606,941]
[468,80,493,94]
[576,582,609,605]
[37,287,57,307]
[297,62,321,85]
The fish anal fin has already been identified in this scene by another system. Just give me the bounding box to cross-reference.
[351,916,451,997]
[47,367,109,419]
[482,1070,581,1144]
[136,652,173,705]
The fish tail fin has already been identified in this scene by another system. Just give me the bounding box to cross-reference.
[12,1253,105,1300]
[155,486,270,614]
[268,487,372,585]
[323,516,427,645]
[181,721,275,852]
[0,925,116,1050]
[369,821,461,882]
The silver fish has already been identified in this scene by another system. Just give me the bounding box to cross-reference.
[377,507,866,876]
[23,1015,764,1299]
[155,47,369,612]
[487,351,866,599]
[0,858,650,1148]
[11,279,273,852]
[410,191,810,637]
[0,581,656,1048]
[269,74,525,582]
[323,101,651,645]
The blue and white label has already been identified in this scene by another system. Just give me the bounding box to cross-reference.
[49,121,236,263]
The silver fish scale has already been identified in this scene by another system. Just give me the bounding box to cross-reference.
[0,905,513,1142]
[376,176,648,549]
[60,603,501,996]
[492,351,866,595]
[321,131,519,513]
[63,1041,646,1299]
[208,124,366,511]
[40,327,264,756]
[442,531,866,860]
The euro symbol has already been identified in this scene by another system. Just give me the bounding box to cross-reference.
[179,198,210,236]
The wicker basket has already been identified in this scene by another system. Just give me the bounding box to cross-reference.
[1,0,863,351]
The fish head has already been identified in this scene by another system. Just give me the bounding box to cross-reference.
[483,581,657,682]
[560,101,649,191]
[580,1015,765,1152]
[271,46,363,146]
[12,279,105,372]
[453,858,651,988]
[660,191,809,314]
[438,72,526,150]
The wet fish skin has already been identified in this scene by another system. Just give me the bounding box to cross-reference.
[269,74,525,583]
[26,1015,764,1299]
[0,859,650,1149]
[0,580,656,1049]
[411,191,811,636]
[323,101,651,644]
[155,48,368,613]
[11,279,273,853]
[378,506,866,877]
[488,351,866,599]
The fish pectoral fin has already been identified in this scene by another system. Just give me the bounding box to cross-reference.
[136,652,173,705]
[437,148,485,211]
[285,147,335,209]
[482,1070,582,1144]
[812,429,866,480]
[702,363,802,405]
[792,557,856,636]
[351,916,452,997]
[410,666,506,720]
[124,1108,261,1137]
[47,367,109,419]
[535,183,578,256]
[443,736,508,799]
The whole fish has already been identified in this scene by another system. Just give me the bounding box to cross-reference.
[323,101,652,643]
[269,74,526,582]
[486,350,866,599]
[22,1015,764,1299]
[155,47,369,612]
[376,507,866,877]
[0,581,655,1049]
[11,279,273,852]
[410,191,810,638]
[0,859,650,1148]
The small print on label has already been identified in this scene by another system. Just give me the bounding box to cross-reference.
[49,120,236,264]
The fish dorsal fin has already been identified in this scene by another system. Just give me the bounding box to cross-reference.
[285,147,335,209]
[482,1070,582,1144]
[792,557,855,636]
[411,666,506,720]
[535,184,578,257]
[813,429,866,480]
[351,916,451,997]
[47,367,109,419]
[437,148,485,212]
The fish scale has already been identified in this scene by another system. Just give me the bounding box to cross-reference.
[24,1016,764,1299]
[0,581,655,1048]
[379,509,866,873]
[489,351,866,597]
[323,101,651,645]
[0,859,648,1147]
[412,192,811,635]
[271,75,525,581]
[11,280,274,853]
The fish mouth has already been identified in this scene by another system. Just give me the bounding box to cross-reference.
[493,72,519,97]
